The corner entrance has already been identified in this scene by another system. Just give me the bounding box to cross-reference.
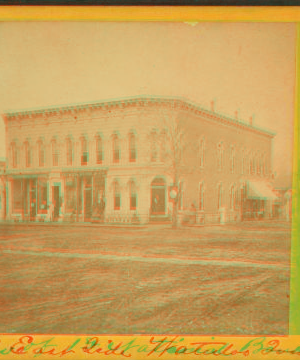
[151,177,166,215]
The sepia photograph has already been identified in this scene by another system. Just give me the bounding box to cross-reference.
[0,21,295,336]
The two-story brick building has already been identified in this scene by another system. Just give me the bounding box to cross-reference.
[3,96,278,224]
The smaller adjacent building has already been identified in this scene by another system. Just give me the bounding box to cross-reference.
[274,188,293,221]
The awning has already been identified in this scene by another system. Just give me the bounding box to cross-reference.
[247,180,279,200]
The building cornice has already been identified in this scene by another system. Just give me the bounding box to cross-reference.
[2,95,276,138]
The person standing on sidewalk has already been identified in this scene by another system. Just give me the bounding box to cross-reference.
[48,202,54,222]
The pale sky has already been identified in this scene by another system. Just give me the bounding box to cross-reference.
[0,22,296,188]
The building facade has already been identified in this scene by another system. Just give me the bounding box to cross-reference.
[3,96,278,224]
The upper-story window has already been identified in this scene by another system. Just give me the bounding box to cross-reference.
[51,139,59,167]
[230,145,235,173]
[129,180,137,210]
[129,132,136,163]
[249,153,255,174]
[11,142,18,168]
[96,135,103,164]
[150,130,159,162]
[66,137,73,166]
[81,137,89,166]
[257,153,261,175]
[253,154,257,174]
[241,149,245,175]
[24,141,32,168]
[112,133,120,164]
[160,130,167,162]
[217,142,224,170]
[199,137,205,168]
[38,140,45,167]
[199,181,204,210]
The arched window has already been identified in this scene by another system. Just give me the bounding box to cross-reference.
[263,154,266,175]
[11,142,18,168]
[249,153,254,174]
[112,134,120,163]
[241,149,245,175]
[160,130,167,162]
[66,137,73,166]
[217,183,223,210]
[230,184,236,210]
[199,182,204,210]
[129,132,136,162]
[38,140,45,167]
[129,180,137,210]
[259,155,263,175]
[81,137,89,166]
[52,138,59,167]
[24,141,32,168]
[230,145,235,173]
[114,180,121,210]
[150,130,159,162]
[217,142,224,170]
[96,135,103,164]
[257,153,261,175]
[199,137,205,168]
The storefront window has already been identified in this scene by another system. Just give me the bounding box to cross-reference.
[38,179,47,214]
[66,177,76,213]
[12,179,22,213]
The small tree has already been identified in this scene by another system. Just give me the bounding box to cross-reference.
[159,108,188,228]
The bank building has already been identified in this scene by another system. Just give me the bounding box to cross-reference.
[2,96,279,224]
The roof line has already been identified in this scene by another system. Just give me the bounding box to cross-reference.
[3,95,276,138]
